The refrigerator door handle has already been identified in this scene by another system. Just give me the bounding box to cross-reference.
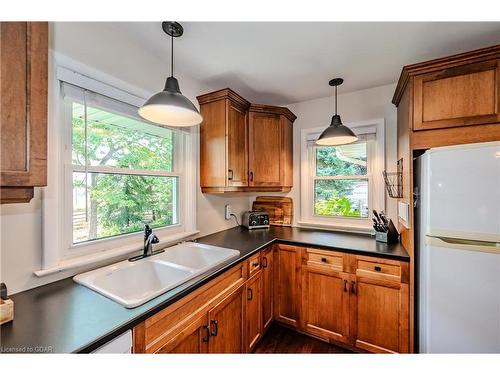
[426,236,500,255]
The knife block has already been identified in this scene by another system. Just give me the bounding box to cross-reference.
[375,219,399,244]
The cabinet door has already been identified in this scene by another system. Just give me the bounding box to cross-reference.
[156,315,209,354]
[199,100,227,188]
[207,286,245,353]
[227,102,248,187]
[274,244,301,327]
[246,271,262,352]
[350,276,409,353]
[0,22,48,203]
[261,247,273,331]
[303,267,350,344]
[413,59,500,131]
[248,111,282,186]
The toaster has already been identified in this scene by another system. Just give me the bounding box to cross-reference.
[242,211,270,229]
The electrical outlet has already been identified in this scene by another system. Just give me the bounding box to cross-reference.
[225,204,232,220]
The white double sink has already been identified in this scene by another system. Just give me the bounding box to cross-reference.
[73,242,240,308]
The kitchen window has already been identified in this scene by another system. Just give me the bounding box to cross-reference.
[38,66,197,276]
[66,86,179,244]
[299,120,385,232]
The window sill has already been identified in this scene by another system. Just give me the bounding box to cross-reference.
[297,220,374,235]
[34,230,200,277]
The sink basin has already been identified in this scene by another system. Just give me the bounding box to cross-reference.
[74,242,240,308]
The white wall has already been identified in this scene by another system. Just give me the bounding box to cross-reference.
[287,83,398,223]
[0,22,246,294]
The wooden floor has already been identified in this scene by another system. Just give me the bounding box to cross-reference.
[252,324,353,354]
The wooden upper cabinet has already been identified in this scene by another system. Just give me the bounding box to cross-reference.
[198,89,250,191]
[198,89,296,193]
[248,104,295,188]
[414,59,500,131]
[0,22,48,204]
[393,45,500,150]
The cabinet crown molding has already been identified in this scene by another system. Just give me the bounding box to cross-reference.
[197,88,250,109]
[392,44,500,106]
[249,104,297,123]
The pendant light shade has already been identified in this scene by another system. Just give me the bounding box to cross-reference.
[316,78,358,146]
[139,22,203,127]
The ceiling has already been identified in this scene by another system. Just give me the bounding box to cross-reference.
[112,22,500,105]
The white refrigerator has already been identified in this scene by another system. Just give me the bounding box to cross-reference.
[417,141,500,353]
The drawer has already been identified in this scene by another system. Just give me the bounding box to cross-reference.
[306,248,343,272]
[356,259,401,282]
[248,253,261,276]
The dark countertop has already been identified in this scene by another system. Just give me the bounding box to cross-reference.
[0,226,408,353]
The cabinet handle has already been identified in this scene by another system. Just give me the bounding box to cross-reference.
[252,261,260,268]
[228,169,233,181]
[374,266,382,272]
[262,257,268,268]
[321,257,327,263]
[344,280,348,292]
[350,281,356,295]
[249,171,254,182]
[202,324,210,342]
[210,319,218,337]
[247,287,253,301]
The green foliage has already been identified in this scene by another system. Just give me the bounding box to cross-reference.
[314,145,367,218]
[72,104,176,243]
[314,195,361,217]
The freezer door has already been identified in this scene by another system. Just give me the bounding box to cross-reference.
[419,238,500,353]
[423,142,500,242]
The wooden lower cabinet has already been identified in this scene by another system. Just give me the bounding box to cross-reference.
[261,246,273,331]
[133,244,410,354]
[207,285,245,353]
[156,315,209,354]
[274,244,302,327]
[350,276,409,353]
[246,271,263,351]
[302,266,351,344]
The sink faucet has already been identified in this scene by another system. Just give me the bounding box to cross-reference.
[143,224,159,257]
[129,225,162,262]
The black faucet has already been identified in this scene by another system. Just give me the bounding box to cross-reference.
[129,225,162,262]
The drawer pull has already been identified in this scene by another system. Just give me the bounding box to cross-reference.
[321,257,328,263]
[374,266,382,272]
[262,257,268,268]
[252,261,260,268]
[351,281,356,295]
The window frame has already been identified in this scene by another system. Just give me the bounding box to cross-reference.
[299,119,385,233]
[62,95,183,249]
[38,60,198,276]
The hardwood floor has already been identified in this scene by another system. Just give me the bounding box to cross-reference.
[252,324,353,354]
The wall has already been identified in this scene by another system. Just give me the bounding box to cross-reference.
[0,22,245,294]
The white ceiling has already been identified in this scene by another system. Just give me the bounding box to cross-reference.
[111,22,500,105]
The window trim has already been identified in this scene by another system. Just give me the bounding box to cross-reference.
[38,55,198,276]
[299,119,385,233]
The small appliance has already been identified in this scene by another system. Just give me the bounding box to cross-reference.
[242,211,270,229]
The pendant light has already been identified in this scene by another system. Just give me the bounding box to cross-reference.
[138,22,203,127]
[315,78,358,146]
